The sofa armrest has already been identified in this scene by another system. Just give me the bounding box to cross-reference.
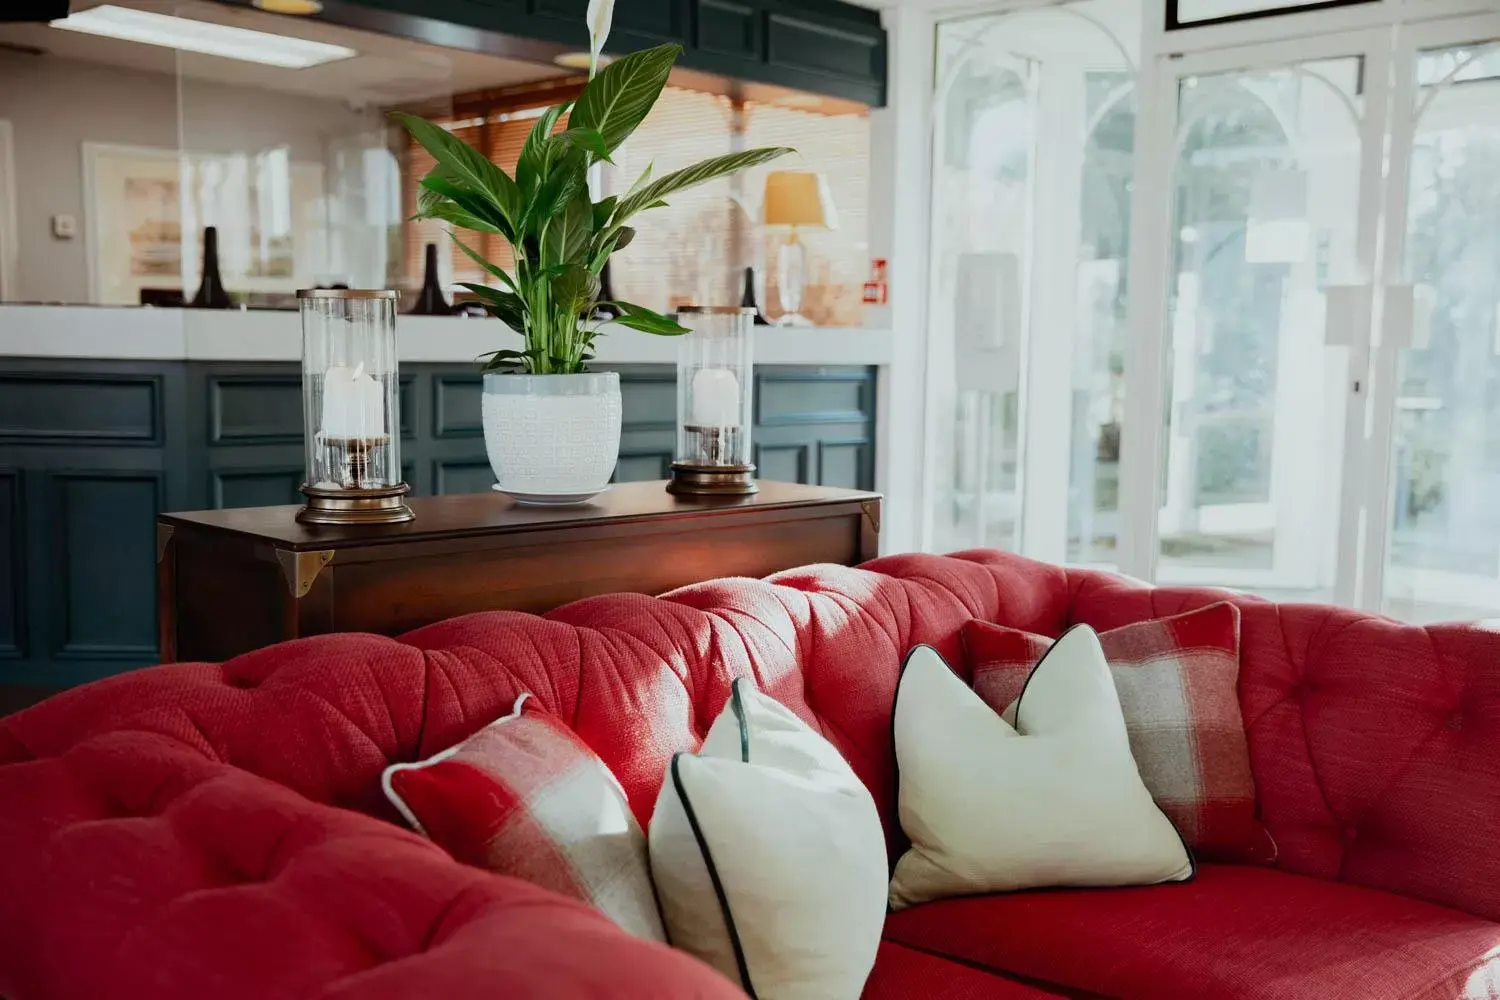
[0,731,741,1000]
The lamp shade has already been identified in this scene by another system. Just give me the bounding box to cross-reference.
[762,171,838,230]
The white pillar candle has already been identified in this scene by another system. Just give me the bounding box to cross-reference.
[691,367,741,427]
[322,362,386,439]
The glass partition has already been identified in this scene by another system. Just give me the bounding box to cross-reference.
[0,1,871,319]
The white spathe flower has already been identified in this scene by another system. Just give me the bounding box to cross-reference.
[586,0,615,79]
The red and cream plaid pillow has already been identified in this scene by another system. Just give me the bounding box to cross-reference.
[961,603,1276,865]
[382,694,665,941]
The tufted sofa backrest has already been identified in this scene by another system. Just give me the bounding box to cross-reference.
[4,551,1498,942]
[1055,559,1500,924]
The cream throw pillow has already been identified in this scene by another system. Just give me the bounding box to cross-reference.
[889,626,1194,910]
[650,677,887,1000]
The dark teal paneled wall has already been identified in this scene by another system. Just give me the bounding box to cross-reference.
[310,0,888,105]
[0,359,876,687]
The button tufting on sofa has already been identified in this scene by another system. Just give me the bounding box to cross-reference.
[4,549,1500,1000]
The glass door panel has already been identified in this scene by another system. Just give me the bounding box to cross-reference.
[1382,39,1500,622]
[926,0,1139,559]
[1070,75,1138,564]
[926,26,1033,554]
[1156,57,1366,598]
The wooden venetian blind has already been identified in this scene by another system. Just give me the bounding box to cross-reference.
[401,79,870,326]
[605,87,738,311]
[400,80,582,292]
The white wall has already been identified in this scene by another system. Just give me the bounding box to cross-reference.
[0,51,377,303]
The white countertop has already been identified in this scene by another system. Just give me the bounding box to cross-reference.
[0,305,894,366]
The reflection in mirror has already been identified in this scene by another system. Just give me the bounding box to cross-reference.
[0,0,871,323]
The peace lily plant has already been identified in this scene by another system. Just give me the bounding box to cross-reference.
[393,0,794,375]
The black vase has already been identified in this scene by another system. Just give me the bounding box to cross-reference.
[740,266,770,325]
[591,260,621,320]
[409,243,450,315]
[190,226,232,309]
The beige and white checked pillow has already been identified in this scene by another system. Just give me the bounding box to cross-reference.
[962,602,1276,865]
[382,694,665,941]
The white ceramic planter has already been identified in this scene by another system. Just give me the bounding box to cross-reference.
[482,371,622,503]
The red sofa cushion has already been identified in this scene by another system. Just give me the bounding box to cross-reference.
[885,864,1500,1000]
[863,941,1063,999]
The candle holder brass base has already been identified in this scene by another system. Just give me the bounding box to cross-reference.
[297,483,415,525]
[666,462,758,497]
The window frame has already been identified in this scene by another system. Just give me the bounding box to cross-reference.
[1165,0,1378,32]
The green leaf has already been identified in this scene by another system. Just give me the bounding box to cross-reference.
[551,263,602,314]
[449,233,519,294]
[612,226,636,252]
[615,145,794,222]
[542,187,594,269]
[570,43,680,153]
[419,173,513,240]
[459,282,525,330]
[592,195,618,231]
[609,300,691,335]
[392,112,522,228]
[421,201,505,235]
[479,348,530,372]
[516,104,565,193]
[623,163,654,202]
[519,147,588,241]
[556,126,612,163]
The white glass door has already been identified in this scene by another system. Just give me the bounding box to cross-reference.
[919,3,1500,623]
[925,0,1141,561]
[1141,35,1386,600]
[1372,15,1500,621]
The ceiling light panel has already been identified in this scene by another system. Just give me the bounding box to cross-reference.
[50,5,355,69]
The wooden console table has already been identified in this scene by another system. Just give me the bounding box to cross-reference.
[157,481,881,663]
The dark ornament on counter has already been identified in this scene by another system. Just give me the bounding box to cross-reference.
[139,288,186,308]
[591,261,621,320]
[740,266,770,325]
[409,243,450,315]
[190,226,232,309]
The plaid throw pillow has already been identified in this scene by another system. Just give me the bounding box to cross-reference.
[382,694,665,941]
[961,603,1276,865]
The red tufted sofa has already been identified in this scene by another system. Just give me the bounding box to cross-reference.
[2,550,1498,999]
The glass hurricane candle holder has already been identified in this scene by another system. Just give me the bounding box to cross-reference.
[297,289,414,525]
[667,306,757,496]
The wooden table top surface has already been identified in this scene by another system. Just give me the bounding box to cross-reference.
[159,480,882,551]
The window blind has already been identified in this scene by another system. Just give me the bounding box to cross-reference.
[743,101,870,327]
[399,79,870,326]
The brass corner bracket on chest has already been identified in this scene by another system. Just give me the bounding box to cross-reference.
[275,548,335,599]
[861,500,882,535]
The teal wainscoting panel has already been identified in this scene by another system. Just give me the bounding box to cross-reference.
[0,357,875,689]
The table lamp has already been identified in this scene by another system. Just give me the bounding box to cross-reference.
[762,171,837,326]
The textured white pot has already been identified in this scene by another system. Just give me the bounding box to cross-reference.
[482,372,622,497]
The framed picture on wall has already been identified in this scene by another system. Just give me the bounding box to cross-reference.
[82,141,326,306]
[82,143,186,306]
